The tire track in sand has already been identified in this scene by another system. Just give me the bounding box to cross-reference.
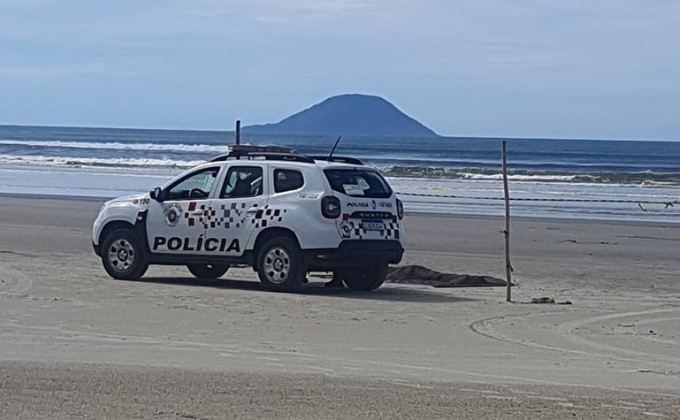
[469,308,680,367]
[0,256,34,296]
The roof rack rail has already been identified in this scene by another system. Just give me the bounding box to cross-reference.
[310,155,364,165]
[210,152,315,164]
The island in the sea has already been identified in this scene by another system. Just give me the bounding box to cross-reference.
[244,94,437,137]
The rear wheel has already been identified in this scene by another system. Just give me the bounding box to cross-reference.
[256,237,306,291]
[187,264,229,279]
[101,228,148,280]
[340,264,388,291]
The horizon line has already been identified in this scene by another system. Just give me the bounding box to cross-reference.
[0,122,678,143]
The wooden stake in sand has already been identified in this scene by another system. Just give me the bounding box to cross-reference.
[502,141,512,302]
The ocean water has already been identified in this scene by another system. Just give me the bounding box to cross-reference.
[1,125,679,223]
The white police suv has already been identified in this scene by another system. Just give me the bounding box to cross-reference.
[92,145,405,291]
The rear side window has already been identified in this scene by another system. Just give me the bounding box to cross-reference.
[324,169,392,198]
[274,169,304,193]
[220,166,263,198]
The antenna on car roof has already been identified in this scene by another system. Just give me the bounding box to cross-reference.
[235,120,241,145]
[327,135,342,160]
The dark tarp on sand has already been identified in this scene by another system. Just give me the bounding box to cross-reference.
[386,265,506,288]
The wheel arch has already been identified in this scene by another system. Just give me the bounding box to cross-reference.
[98,221,150,280]
[98,210,149,253]
[98,220,135,246]
[251,227,301,265]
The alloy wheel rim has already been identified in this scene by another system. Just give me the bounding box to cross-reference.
[263,247,291,284]
[108,238,135,273]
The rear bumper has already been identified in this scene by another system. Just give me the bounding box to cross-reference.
[304,240,404,269]
[92,241,101,256]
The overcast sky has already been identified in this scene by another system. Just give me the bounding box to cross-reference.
[0,0,678,140]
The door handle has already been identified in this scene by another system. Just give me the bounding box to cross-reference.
[189,210,204,216]
[246,206,259,214]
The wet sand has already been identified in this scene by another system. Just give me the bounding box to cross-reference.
[1,195,679,419]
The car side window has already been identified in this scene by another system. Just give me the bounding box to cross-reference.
[165,167,220,201]
[220,166,263,198]
[274,169,304,193]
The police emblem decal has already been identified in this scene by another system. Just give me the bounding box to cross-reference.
[163,203,183,227]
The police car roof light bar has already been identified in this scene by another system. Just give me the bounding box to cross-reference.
[230,144,296,154]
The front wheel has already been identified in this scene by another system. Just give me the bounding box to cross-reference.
[187,264,229,279]
[339,264,388,291]
[101,228,149,280]
[256,236,306,291]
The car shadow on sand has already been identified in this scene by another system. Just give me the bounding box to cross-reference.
[134,276,478,304]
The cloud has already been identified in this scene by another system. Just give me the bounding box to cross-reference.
[185,0,373,19]
[1,1,677,86]
[0,0,58,7]
[0,63,138,82]
[0,0,678,137]
[255,0,373,16]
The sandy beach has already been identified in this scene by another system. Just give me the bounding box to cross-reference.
[1,195,679,419]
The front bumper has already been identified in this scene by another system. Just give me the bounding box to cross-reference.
[92,241,101,256]
[304,240,404,269]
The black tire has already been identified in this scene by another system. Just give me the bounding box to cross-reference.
[100,228,149,280]
[256,236,306,291]
[340,264,388,291]
[187,264,229,279]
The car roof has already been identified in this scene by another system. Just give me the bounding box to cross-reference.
[206,149,368,168]
[213,159,369,171]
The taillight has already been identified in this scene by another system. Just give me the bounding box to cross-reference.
[321,196,341,219]
[397,198,404,220]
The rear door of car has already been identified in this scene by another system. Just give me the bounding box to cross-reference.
[204,163,269,257]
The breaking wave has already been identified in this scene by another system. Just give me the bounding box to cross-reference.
[0,139,228,154]
[378,166,680,186]
[0,154,203,169]
[2,153,680,186]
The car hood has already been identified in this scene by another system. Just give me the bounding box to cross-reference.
[103,192,151,209]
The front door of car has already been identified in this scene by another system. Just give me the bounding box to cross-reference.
[204,164,268,257]
[146,166,222,254]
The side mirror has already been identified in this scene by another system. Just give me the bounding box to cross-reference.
[150,187,162,202]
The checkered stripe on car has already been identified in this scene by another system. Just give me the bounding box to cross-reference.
[182,202,288,230]
[252,205,288,229]
[220,202,249,229]
[184,202,221,229]
[342,214,401,240]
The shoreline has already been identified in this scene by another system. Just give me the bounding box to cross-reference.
[3,160,680,224]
